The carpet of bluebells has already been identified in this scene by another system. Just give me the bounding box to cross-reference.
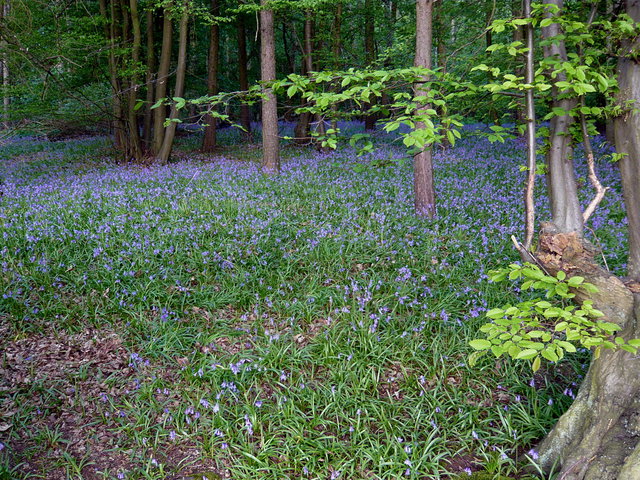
[0,125,629,479]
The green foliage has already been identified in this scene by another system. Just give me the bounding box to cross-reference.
[274,67,468,154]
[470,264,640,372]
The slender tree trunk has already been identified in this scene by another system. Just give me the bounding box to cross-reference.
[413,0,436,217]
[330,1,343,131]
[156,6,188,164]
[237,14,252,139]
[126,0,143,160]
[152,9,173,156]
[202,0,220,152]
[143,9,155,149]
[364,0,377,131]
[541,0,582,235]
[260,0,279,173]
[435,0,447,74]
[1,0,8,129]
[99,0,127,153]
[294,13,313,144]
[523,0,536,250]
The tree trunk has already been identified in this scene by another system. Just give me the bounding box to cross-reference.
[260,0,279,174]
[522,0,536,250]
[202,0,220,153]
[156,6,188,164]
[330,1,343,131]
[434,0,447,74]
[364,0,377,131]
[534,229,640,480]
[99,0,127,154]
[294,13,312,144]
[413,0,436,217]
[1,0,9,129]
[614,0,640,281]
[126,0,143,161]
[143,9,156,149]
[541,0,582,235]
[237,14,252,140]
[152,9,173,156]
[534,2,640,478]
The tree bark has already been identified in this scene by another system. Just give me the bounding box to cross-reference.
[434,0,447,74]
[614,0,640,281]
[330,1,343,131]
[143,9,156,149]
[260,0,279,174]
[237,14,252,140]
[541,0,583,235]
[126,0,143,161]
[156,5,188,164]
[534,3,640,478]
[1,0,9,129]
[152,9,173,156]
[534,229,640,480]
[294,13,312,144]
[523,0,536,250]
[99,0,128,154]
[364,0,377,131]
[202,0,220,153]
[413,0,436,217]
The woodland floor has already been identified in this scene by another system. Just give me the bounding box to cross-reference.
[0,126,629,479]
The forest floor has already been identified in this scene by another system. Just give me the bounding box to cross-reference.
[0,128,627,479]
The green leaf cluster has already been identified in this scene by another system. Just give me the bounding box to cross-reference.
[469,264,640,372]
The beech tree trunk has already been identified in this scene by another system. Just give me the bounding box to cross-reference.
[364,0,377,131]
[541,0,582,235]
[293,13,312,144]
[533,2,640,478]
[413,0,436,217]
[1,0,9,129]
[330,1,343,131]
[260,0,279,174]
[534,230,640,480]
[614,0,640,281]
[126,0,143,161]
[156,6,188,164]
[143,10,155,149]
[202,0,220,152]
[152,10,173,156]
[237,14,252,140]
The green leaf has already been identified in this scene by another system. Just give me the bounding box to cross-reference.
[556,270,566,281]
[567,276,584,286]
[541,347,559,362]
[516,349,539,360]
[532,355,541,372]
[556,341,576,353]
[469,339,492,351]
[468,350,487,367]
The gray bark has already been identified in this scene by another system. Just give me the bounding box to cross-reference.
[535,229,640,480]
[202,0,220,152]
[523,0,536,250]
[152,10,173,156]
[260,0,279,174]
[536,4,640,478]
[541,0,583,235]
[156,7,188,164]
[614,0,640,281]
[413,0,436,217]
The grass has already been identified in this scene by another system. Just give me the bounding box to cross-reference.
[0,125,627,479]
